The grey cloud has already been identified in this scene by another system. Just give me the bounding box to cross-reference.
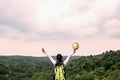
[111,32,120,39]
[0,0,120,41]
[30,31,97,41]
[0,3,30,33]
[0,16,29,33]
[37,31,78,40]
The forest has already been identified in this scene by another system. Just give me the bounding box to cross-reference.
[0,50,120,80]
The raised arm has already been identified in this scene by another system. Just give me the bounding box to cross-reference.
[42,48,56,65]
[64,49,76,66]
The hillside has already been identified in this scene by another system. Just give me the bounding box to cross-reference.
[66,50,120,80]
[0,50,120,80]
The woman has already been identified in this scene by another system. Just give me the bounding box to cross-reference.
[42,48,76,66]
[42,47,77,80]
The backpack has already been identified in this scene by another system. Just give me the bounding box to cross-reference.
[54,64,66,80]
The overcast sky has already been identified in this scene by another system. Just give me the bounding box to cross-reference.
[0,0,120,56]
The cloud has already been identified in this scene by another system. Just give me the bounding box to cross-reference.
[92,0,119,19]
[103,18,120,38]
[0,0,31,33]
[0,0,120,41]
[0,24,28,40]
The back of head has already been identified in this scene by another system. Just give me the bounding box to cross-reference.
[56,54,62,61]
[55,54,63,66]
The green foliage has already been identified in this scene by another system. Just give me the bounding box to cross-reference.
[66,50,120,80]
[0,50,120,80]
[106,70,120,80]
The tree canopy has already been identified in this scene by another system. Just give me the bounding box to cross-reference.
[0,50,120,80]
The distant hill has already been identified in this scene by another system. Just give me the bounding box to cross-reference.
[0,55,80,63]
[0,50,120,80]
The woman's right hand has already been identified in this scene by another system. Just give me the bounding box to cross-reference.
[73,49,76,54]
[42,48,46,54]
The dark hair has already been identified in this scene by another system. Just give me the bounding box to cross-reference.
[55,54,63,66]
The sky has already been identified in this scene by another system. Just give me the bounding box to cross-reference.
[0,0,120,57]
